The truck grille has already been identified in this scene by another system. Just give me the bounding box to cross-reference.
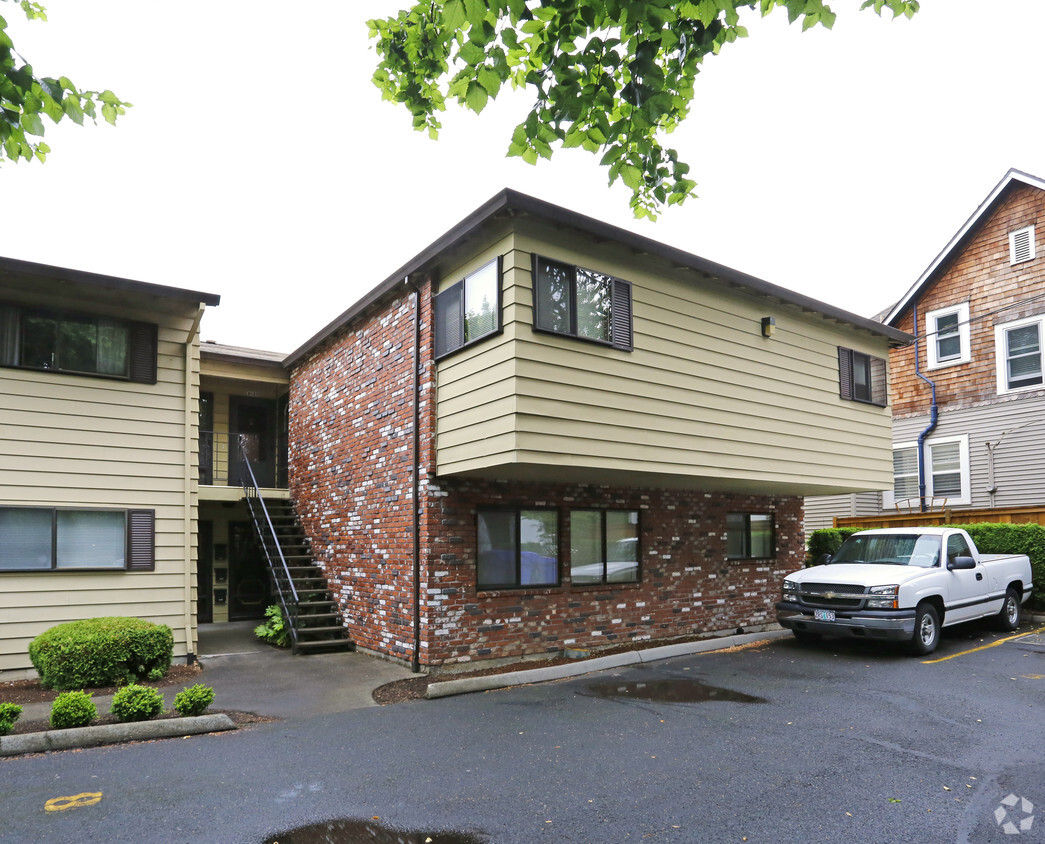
[797,582,865,610]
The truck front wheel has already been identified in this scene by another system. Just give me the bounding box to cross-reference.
[908,603,940,656]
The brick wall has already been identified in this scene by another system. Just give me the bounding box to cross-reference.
[891,182,1045,416]
[421,478,803,668]
[289,280,803,669]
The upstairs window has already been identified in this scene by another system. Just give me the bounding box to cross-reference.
[1009,226,1036,265]
[995,315,1044,394]
[532,255,633,351]
[925,302,970,369]
[837,347,887,407]
[433,257,502,360]
[0,303,156,383]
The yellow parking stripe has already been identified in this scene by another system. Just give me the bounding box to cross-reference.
[922,625,1045,663]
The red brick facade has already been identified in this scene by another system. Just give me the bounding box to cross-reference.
[289,280,804,669]
[891,182,1045,416]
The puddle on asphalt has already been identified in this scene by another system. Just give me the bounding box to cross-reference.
[264,818,486,844]
[586,677,766,704]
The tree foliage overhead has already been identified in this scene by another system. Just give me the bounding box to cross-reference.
[0,1,130,164]
[370,0,918,218]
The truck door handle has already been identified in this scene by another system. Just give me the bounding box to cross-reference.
[976,573,983,581]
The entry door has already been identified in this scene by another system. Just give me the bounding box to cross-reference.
[230,396,276,488]
[197,520,214,624]
[228,521,271,621]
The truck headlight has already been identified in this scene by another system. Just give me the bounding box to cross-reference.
[782,580,799,602]
[866,584,899,609]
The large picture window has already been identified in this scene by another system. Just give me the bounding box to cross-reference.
[0,302,157,383]
[837,347,887,407]
[726,513,774,560]
[532,255,633,350]
[570,509,639,584]
[433,257,502,359]
[477,509,558,589]
[0,507,155,572]
[995,315,1044,395]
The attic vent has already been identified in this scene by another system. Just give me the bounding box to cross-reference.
[1009,226,1035,265]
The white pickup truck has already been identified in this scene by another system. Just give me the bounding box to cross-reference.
[776,527,1033,655]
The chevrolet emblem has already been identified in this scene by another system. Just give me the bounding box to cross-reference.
[822,591,837,600]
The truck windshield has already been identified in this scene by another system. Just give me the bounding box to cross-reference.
[832,534,941,567]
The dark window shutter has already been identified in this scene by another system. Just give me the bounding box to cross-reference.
[610,279,633,351]
[127,509,155,571]
[433,281,464,360]
[870,355,888,406]
[128,321,158,384]
[838,347,853,400]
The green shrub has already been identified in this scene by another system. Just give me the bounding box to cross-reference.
[806,528,862,565]
[28,617,174,690]
[50,691,97,730]
[110,684,164,722]
[173,684,215,717]
[254,605,290,648]
[0,703,23,736]
[956,523,1045,611]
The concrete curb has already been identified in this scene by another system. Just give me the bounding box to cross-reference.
[425,629,791,700]
[0,714,236,758]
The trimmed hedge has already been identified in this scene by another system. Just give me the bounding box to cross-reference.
[110,684,165,722]
[50,691,97,730]
[807,523,1044,610]
[174,684,215,717]
[0,703,22,736]
[28,617,174,690]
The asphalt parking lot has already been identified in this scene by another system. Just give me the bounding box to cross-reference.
[4,621,1043,844]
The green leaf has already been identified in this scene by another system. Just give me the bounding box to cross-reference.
[19,111,43,136]
[465,79,488,112]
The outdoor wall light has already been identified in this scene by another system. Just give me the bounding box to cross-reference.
[761,316,776,338]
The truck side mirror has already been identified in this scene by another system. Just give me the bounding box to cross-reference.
[820,553,832,565]
[948,555,976,571]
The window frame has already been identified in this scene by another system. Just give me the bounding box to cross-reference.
[531,254,633,351]
[883,436,971,509]
[995,314,1045,395]
[883,441,919,510]
[924,302,971,370]
[568,508,641,585]
[837,347,888,407]
[433,256,503,361]
[725,512,775,561]
[476,507,560,590]
[0,506,155,573]
[1009,225,1036,266]
[0,301,157,384]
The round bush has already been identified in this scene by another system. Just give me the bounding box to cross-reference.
[50,691,97,730]
[28,617,174,690]
[0,703,23,736]
[173,684,215,717]
[110,684,164,722]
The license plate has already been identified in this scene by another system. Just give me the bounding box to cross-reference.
[814,609,836,622]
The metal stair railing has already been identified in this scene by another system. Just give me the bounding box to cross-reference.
[236,434,302,654]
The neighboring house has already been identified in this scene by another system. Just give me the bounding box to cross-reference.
[806,168,1045,530]
[284,189,909,671]
[0,257,219,679]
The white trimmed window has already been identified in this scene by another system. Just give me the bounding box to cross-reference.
[1009,226,1036,265]
[995,315,1045,395]
[925,302,970,369]
[883,436,970,509]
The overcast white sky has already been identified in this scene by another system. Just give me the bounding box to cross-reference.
[3,1,1044,353]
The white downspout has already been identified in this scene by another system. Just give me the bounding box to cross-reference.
[184,306,205,662]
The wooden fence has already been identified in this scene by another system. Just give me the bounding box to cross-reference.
[835,505,1045,529]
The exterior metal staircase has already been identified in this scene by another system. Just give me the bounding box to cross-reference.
[237,437,352,654]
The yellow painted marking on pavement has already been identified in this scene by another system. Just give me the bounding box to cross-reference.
[922,625,1045,664]
[44,792,102,812]
[1021,674,1045,680]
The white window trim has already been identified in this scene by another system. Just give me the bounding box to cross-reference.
[924,302,971,370]
[1009,225,1036,265]
[882,435,970,509]
[994,314,1045,396]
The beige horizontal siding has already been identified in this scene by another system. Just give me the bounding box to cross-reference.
[436,221,894,495]
[0,283,203,676]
